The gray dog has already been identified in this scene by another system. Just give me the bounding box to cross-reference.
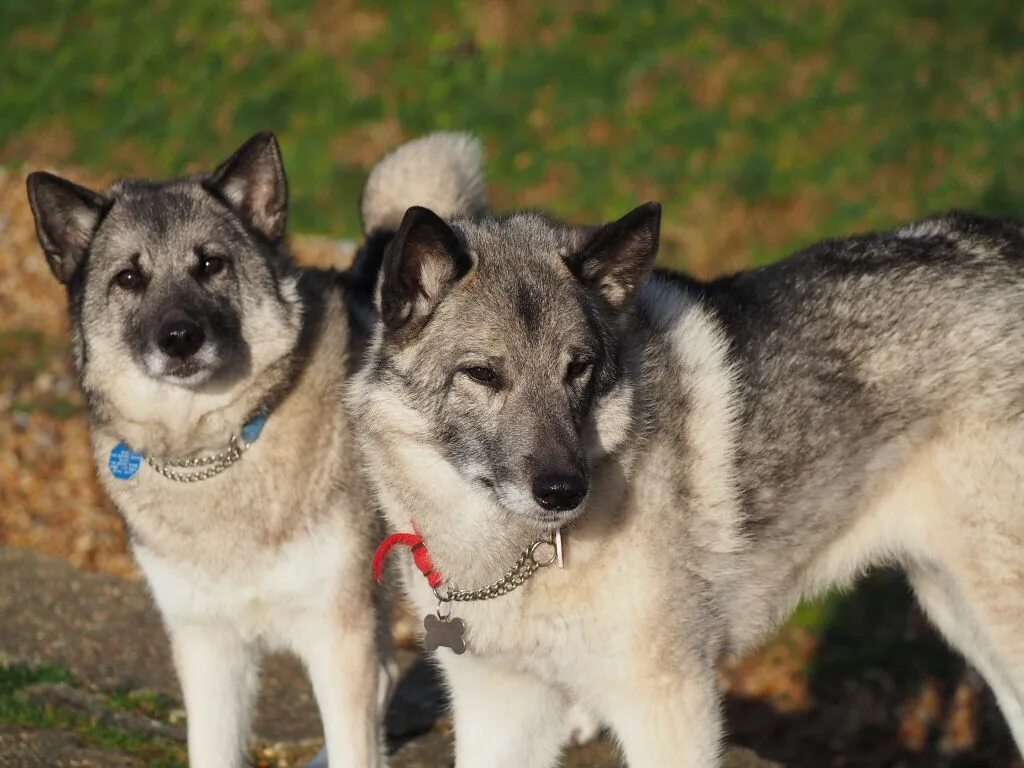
[26,131,485,767]
[351,143,1024,764]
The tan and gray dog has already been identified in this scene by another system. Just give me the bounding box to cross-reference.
[26,131,485,767]
[351,141,1024,765]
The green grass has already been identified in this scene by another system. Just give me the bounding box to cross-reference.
[0,661,187,767]
[787,591,846,633]
[105,688,177,723]
[0,661,75,696]
[3,1,1024,268]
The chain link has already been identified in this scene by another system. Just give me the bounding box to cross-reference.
[145,435,247,483]
[436,537,557,603]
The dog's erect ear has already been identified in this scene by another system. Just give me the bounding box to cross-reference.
[208,132,288,241]
[26,172,107,284]
[380,206,471,331]
[565,202,661,311]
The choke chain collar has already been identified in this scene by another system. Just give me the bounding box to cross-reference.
[108,412,268,483]
[372,528,564,654]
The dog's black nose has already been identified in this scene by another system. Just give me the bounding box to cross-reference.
[532,473,588,512]
[157,319,205,359]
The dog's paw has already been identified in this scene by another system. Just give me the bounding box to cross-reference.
[565,702,602,746]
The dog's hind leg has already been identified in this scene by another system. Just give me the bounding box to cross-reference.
[898,424,1024,754]
[441,654,569,768]
[909,560,1024,751]
[169,621,259,768]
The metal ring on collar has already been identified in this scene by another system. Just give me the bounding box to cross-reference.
[529,539,557,567]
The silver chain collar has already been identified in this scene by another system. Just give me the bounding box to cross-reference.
[433,530,563,605]
[146,434,249,483]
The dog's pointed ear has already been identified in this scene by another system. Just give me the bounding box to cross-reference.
[26,172,107,284]
[208,131,288,241]
[379,206,471,331]
[565,202,661,310]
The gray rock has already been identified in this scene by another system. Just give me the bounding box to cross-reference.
[1,545,785,767]
[0,546,320,740]
[0,727,139,767]
[18,682,183,741]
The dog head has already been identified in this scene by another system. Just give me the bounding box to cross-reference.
[364,202,660,527]
[26,133,303,433]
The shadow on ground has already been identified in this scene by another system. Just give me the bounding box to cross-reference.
[727,570,1021,768]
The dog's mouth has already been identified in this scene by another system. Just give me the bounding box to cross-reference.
[485,478,589,526]
[159,360,214,385]
[142,348,220,386]
[532,503,588,527]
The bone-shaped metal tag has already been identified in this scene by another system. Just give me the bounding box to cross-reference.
[423,614,466,654]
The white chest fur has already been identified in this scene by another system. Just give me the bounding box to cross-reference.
[135,515,355,648]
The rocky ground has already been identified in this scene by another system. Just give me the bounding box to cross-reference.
[2,165,1022,766]
[0,546,781,768]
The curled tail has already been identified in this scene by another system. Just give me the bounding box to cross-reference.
[359,132,487,236]
[345,132,487,308]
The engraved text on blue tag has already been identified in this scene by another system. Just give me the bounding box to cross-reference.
[109,442,143,480]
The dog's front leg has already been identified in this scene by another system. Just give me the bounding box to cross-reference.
[170,621,258,768]
[441,653,569,768]
[601,668,723,768]
[293,609,384,767]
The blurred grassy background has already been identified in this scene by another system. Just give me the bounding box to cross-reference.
[3,0,1024,274]
[3,2,1024,765]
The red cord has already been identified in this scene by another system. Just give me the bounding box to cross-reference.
[372,532,443,588]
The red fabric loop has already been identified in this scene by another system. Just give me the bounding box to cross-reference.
[411,543,442,588]
[372,532,423,582]
[372,532,444,588]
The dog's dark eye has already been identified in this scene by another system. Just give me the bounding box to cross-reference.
[464,367,499,387]
[566,360,592,381]
[114,268,143,290]
[197,255,226,278]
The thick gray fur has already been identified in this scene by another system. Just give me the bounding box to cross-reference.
[351,152,1024,766]
[24,131,487,768]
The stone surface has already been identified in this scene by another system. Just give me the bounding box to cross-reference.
[0,546,783,766]
[0,728,140,767]
[17,683,183,741]
[0,546,320,741]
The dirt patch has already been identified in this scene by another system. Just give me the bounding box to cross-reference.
[0,728,140,768]
[329,117,407,170]
[302,0,388,58]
